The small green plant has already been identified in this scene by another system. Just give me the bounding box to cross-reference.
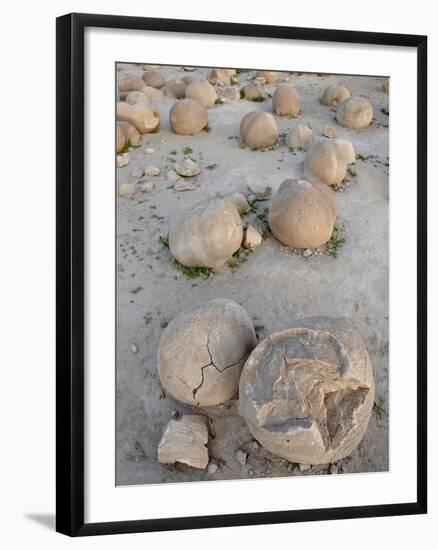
[380,107,389,116]
[239,142,246,149]
[160,319,169,328]
[206,163,218,171]
[118,139,132,154]
[169,149,177,155]
[254,324,265,336]
[173,260,213,279]
[183,147,193,155]
[238,208,247,219]
[159,235,169,249]
[249,96,266,102]
[373,397,386,419]
[240,88,245,99]
[228,247,253,270]
[327,226,345,258]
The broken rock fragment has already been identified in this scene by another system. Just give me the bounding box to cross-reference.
[175,158,200,177]
[157,415,209,469]
[158,299,257,407]
[239,316,375,464]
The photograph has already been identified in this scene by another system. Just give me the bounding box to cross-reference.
[115,63,390,487]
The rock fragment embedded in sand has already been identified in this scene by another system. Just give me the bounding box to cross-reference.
[216,86,241,101]
[131,343,138,354]
[117,121,141,152]
[285,124,314,151]
[131,166,145,179]
[336,96,373,129]
[169,98,208,136]
[272,85,300,117]
[119,183,136,197]
[175,158,201,177]
[240,111,278,150]
[166,169,181,182]
[303,248,313,258]
[185,79,218,108]
[299,463,311,472]
[330,464,339,474]
[268,178,336,249]
[158,299,257,407]
[145,147,155,154]
[243,225,263,249]
[208,462,218,474]
[157,415,209,469]
[304,138,356,187]
[323,126,337,138]
[247,181,272,200]
[239,316,375,464]
[242,83,266,101]
[321,84,351,107]
[140,181,154,193]
[117,152,130,168]
[224,193,251,214]
[236,450,247,466]
[145,165,160,177]
[169,198,243,268]
[117,101,160,134]
[173,180,196,192]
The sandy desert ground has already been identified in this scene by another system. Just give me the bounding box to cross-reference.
[115,64,389,486]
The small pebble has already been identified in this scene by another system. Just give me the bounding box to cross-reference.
[330,464,339,475]
[235,450,247,466]
[131,343,138,354]
[243,225,263,249]
[140,181,154,193]
[145,166,160,177]
[131,166,145,178]
[166,169,181,182]
[303,249,313,258]
[324,126,337,138]
[208,462,218,474]
[175,158,201,177]
[174,180,196,192]
[145,147,155,154]
[119,183,136,197]
[298,463,311,472]
[117,152,130,168]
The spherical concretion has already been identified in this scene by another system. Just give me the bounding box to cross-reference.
[304,139,356,186]
[118,78,145,93]
[242,83,266,101]
[158,299,257,406]
[239,316,374,464]
[182,75,200,86]
[207,68,231,86]
[272,85,300,117]
[321,84,351,106]
[255,71,278,84]
[268,179,336,248]
[125,91,150,106]
[169,99,208,135]
[163,79,187,99]
[336,96,373,129]
[285,124,314,151]
[116,102,160,134]
[240,111,278,150]
[140,86,164,101]
[169,198,244,268]
[185,80,218,108]
[141,70,165,89]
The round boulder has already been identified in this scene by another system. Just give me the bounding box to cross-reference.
[185,80,218,108]
[272,85,300,117]
[116,121,141,152]
[116,102,160,134]
[336,96,373,129]
[240,111,278,150]
[321,84,351,106]
[141,70,165,89]
[207,68,231,86]
[118,78,145,93]
[169,98,208,135]
[285,124,314,151]
[239,316,374,464]
[242,83,266,101]
[159,299,257,407]
[268,178,336,248]
[304,139,356,186]
[169,198,243,268]
[125,91,150,106]
[163,79,187,99]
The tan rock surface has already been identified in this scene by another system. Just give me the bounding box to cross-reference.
[240,111,278,150]
[272,85,300,117]
[336,96,373,129]
[116,102,160,134]
[321,84,351,106]
[304,138,356,186]
[185,80,218,108]
[169,99,208,135]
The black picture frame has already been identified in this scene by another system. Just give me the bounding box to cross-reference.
[56,12,427,537]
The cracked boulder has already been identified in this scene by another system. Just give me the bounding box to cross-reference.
[157,415,209,469]
[169,198,243,268]
[158,299,257,407]
[272,85,300,117]
[336,96,373,129]
[169,98,208,135]
[321,84,351,107]
[268,178,336,249]
[304,138,356,187]
[239,317,374,464]
[240,111,278,150]
[116,101,160,134]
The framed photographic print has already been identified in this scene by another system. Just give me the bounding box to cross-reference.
[56,12,427,536]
